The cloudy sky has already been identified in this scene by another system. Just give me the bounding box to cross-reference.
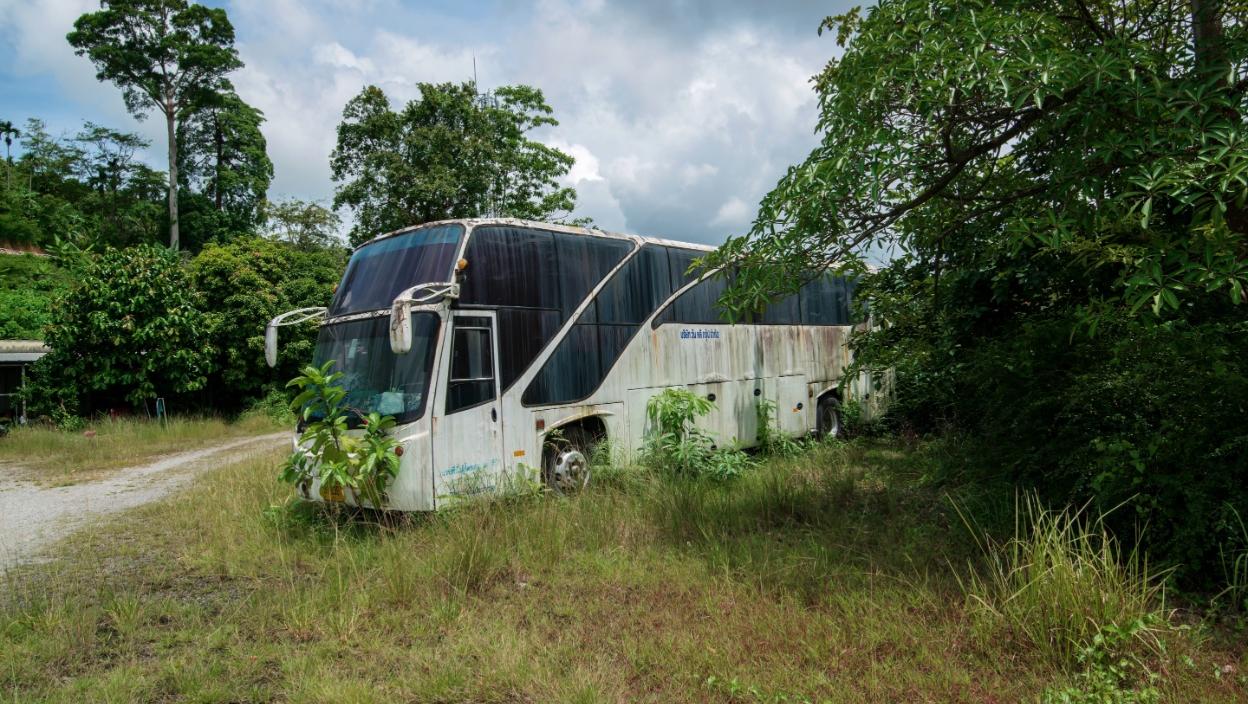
[0,0,851,245]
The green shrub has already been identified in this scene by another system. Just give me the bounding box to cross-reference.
[1041,619,1163,704]
[26,245,212,415]
[279,361,400,509]
[641,388,754,480]
[189,236,343,411]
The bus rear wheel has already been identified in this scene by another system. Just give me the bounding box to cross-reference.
[542,426,598,493]
[817,396,843,439]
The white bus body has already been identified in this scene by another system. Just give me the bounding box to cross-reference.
[274,218,874,510]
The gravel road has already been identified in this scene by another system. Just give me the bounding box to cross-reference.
[0,432,289,572]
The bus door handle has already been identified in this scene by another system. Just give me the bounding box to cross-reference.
[490,407,497,422]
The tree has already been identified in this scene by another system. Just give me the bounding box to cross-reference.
[72,122,166,246]
[0,120,19,189]
[189,236,344,409]
[262,198,341,250]
[707,0,1248,320]
[711,1,1248,588]
[331,82,577,245]
[68,0,243,250]
[178,91,273,246]
[27,245,212,415]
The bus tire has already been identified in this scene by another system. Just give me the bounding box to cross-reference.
[817,396,843,440]
[542,425,598,493]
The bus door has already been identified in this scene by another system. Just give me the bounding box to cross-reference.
[433,312,504,503]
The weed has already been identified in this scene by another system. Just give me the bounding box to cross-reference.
[1216,506,1248,615]
[755,399,803,458]
[1041,619,1163,704]
[642,387,754,480]
[959,495,1174,666]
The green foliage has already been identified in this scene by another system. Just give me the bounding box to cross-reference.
[712,0,1248,593]
[27,244,212,414]
[261,198,341,250]
[331,82,578,245]
[68,0,245,249]
[709,0,1248,317]
[189,236,343,409]
[0,254,68,339]
[755,399,803,457]
[177,91,273,248]
[642,388,754,481]
[280,361,400,509]
[1041,620,1163,704]
[960,495,1173,667]
[0,119,165,249]
[1217,507,1248,615]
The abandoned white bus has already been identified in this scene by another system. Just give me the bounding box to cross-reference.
[267,218,867,510]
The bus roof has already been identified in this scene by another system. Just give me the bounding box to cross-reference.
[358,218,718,254]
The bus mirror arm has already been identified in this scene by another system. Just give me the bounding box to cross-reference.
[389,282,459,355]
[264,307,328,368]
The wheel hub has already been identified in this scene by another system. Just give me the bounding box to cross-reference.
[552,449,588,491]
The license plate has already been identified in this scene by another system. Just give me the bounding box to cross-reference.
[320,483,345,502]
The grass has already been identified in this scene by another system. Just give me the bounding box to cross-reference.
[0,414,283,483]
[0,439,1244,702]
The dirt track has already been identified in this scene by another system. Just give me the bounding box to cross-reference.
[0,432,288,571]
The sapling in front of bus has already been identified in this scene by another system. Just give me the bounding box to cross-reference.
[267,218,867,511]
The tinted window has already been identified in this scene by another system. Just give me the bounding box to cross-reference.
[666,247,702,291]
[758,292,801,324]
[496,307,562,390]
[656,273,731,325]
[521,324,600,405]
[595,245,671,324]
[446,318,496,413]
[458,227,633,391]
[800,274,853,325]
[523,245,672,405]
[330,225,463,316]
[458,226,559,310]
[313,314,440,424]
[554,233,633,315]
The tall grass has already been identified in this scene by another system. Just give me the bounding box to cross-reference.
[959,495,1174,666]
[0,441,1241,702]
[0,413,281,480]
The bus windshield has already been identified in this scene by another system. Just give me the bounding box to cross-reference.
[329,224,464,316]
[313,314,440,424]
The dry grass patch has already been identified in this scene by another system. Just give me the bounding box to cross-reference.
[0,440,1243,702]
[0,414,281,483]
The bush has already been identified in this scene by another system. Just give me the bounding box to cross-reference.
[0,254,68,339]
[26,245,213,415]
[641,388,754,480]
[189,236,343,411]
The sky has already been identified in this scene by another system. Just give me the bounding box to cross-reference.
[0,0,852,246]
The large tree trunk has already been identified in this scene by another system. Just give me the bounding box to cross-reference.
[166,108,180,250]
[1191,0,1225,78]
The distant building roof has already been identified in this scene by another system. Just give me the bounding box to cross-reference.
[0,340,49,363]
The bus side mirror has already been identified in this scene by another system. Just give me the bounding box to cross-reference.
[390,298,412,354]
[265,323,279,368]
[264,307,328,368]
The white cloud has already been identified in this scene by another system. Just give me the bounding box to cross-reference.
[710,197,751,229]
[1,0,845,245]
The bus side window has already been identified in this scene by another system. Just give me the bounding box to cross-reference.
[657,274,730,325]
[523,245,673,406]
[801,273,852,325]
[446,318,495,413]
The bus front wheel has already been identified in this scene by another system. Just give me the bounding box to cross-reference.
[817,396,843,439]
[542,426,598,493]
